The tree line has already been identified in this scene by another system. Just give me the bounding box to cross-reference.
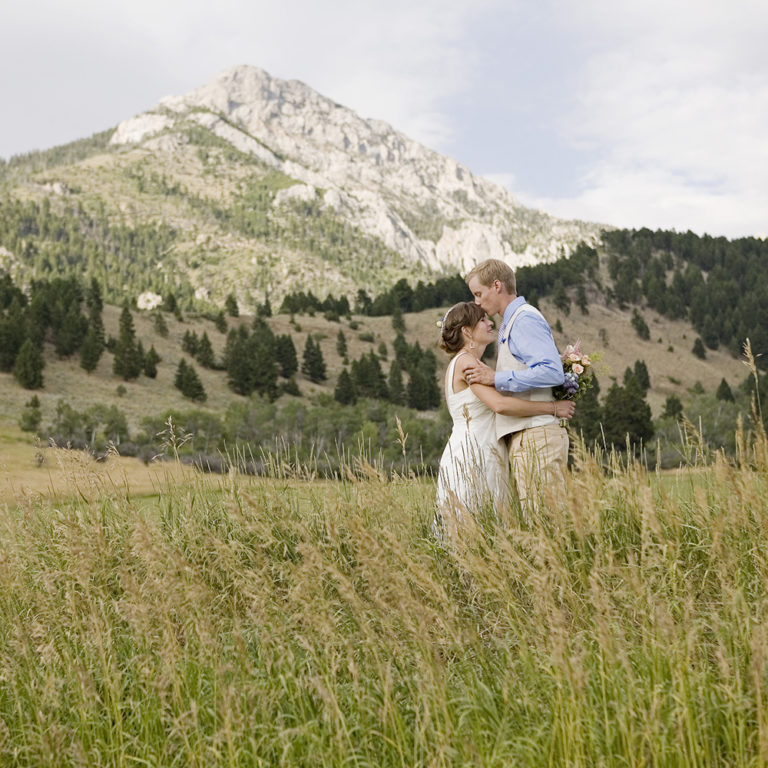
[600,229,768,366]
[0,270,446,413]
[0,195,179,304]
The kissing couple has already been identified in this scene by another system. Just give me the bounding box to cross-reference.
[435,258,574,538]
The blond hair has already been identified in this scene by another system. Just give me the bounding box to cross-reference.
[465,258,516,294]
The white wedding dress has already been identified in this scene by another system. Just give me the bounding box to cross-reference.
[435,352,510,531]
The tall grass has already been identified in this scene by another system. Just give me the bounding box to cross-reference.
[2,404,768,765]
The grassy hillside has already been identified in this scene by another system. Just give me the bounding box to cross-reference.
[0,137,421,311]
[0,295,746,434]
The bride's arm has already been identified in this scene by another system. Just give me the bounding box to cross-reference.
[470,382,575,419]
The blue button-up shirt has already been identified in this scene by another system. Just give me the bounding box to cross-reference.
[494,296,565,393]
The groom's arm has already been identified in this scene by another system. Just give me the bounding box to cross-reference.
[494,312,564,393]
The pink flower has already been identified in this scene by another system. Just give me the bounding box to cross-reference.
[563,341,581,358]
[568,354,581,363]
[572,363,584,375]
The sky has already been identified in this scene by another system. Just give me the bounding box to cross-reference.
[1,0,766,239]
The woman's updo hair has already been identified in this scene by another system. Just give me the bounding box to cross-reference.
[439,301,486,354]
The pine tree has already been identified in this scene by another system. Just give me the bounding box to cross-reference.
[405,340,424,371]
[113,304,142,380]
[214,311,228,334]
[392,304,405,333]
[336,329,348,359]
[53,301,86,357]
[716,377,734,402]
[601,382,654,448]
[19,395,42,433]
[224,328,252,395]
[393,333,409,369]
[175,359,207,402]
[196,332,215,368]
[0,273,26,312]
[388,360,405,405]
[407,367,431,410]
[13,338,44,389]
[692,337,706,359]
[569,376,602,445]
[0,299,27,371]
[26,292,50,348]
[83,285,106,366]
[143,345,161,378]
[633,359,650,393]
[80,326,104,372]
[153,311,169,337]
[164,292,182,321]
[351,352,388,400]
[182,330,199,356]
[623,366,638,389]
[302,335,327,383]
[576,283,589,314]
[410,350,440,409]
[334,368,357,405]
[225,293,239,317]
[247,331,279,400]
[662,394,684,420]
[631,309,650,341]
[275,334,298,378]
[355,289,372,315]
[553,279,571,315]
[86,277,103,316]
[136,340,145,370]
[257,298,272,318]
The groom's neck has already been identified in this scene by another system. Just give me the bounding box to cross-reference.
[499,293,517,316]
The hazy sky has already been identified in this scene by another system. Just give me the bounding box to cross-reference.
[2,0,765,238]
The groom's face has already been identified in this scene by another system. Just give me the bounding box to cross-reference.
[468,276,503,317]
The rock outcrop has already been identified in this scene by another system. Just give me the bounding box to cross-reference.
[110,65,604,274]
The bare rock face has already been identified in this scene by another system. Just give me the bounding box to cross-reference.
[111,65,603,274]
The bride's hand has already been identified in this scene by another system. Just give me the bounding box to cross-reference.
[556,401,576,420]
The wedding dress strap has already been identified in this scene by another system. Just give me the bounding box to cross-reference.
[448,350,470,396]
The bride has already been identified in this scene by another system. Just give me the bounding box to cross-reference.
[435,302,574,536]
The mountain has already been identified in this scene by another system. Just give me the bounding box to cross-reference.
[0,65,603,311]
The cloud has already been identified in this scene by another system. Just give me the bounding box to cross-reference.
[0,0,502,158]
[3,0,764,239]
[520,0,768,237]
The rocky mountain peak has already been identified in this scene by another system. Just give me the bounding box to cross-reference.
[110,64,604,274]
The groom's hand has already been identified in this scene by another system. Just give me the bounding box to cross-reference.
[464,360,495,386]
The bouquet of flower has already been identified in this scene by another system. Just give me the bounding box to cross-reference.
[553,341,596,401]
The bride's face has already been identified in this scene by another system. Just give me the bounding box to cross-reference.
[470,315,495,343]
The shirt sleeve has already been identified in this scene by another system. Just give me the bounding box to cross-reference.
[494,311,565,393]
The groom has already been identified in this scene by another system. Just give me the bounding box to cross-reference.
[463,258,568,508]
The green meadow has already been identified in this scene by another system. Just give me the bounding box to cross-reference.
[2,416,768,767]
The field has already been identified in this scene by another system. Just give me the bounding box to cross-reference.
[2,417,768,766]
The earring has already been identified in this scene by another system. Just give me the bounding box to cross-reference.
[468,334,477,349]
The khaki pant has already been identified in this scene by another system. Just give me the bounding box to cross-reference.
[508,423,568,509]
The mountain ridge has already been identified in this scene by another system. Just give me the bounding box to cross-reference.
[110,65,604,270]
[1,64,604,311]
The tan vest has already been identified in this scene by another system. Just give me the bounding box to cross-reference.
[495,303,557,439]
